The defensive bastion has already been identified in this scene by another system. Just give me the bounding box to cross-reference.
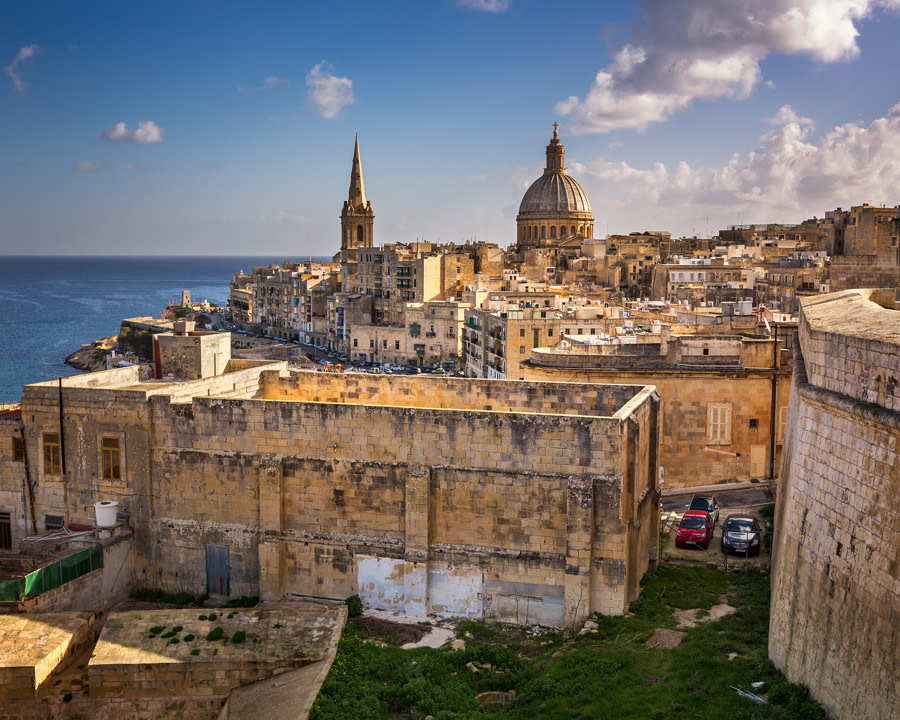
[770,288,900,720]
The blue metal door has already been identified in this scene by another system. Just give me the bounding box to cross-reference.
[206,544,230,596]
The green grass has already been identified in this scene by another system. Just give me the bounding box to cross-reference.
[310,564,825,720]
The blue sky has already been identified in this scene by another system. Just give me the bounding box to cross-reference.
[2,0,900,256]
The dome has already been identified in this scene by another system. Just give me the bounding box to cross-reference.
[515,125,595,246]
[518,172,592,217]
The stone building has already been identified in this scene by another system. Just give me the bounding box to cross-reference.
[520,332,792,487]
[515,125,594,247]
[0,330,662,627]
[770,288,900,720]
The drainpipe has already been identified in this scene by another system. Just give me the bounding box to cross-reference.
[58,377,67,477]
[769,325,778,480]
[19,427,37,535]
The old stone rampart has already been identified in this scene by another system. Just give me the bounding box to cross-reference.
[770,289,899,720]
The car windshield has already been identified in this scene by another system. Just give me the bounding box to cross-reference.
[726,520,755,533]
[689,498,712,512]
[681,516,706,529]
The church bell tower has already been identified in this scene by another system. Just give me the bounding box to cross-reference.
[340,135,374,292]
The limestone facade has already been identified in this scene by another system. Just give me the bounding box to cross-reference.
[520,335,791,487]
[0,339,661,627]
[770,289,900,720]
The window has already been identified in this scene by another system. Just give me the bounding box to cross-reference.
[0,512,10,549]
[550,226,557,239]
[519,328,525,338]
[777,406,789,444]
[707,403,732,445]
[410,323,420,337]
[748,418,759,430]
[520,345,525,354]
[102,437,121,480]
[383,340,387,349]
[548,328,554,337]
[43,432,61,475]
[12,436,24,463]
[395,340,400,350]
[353,338,358,347]
[45,514,64,531]
[369,339,374,349]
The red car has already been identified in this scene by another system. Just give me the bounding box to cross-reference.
[675,510,714,549]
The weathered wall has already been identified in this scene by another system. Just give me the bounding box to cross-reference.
[3,368,660,627]
[770,290,900,720]
[520,365,789,487]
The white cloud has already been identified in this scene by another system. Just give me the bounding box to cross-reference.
[305,62,354,119]
[4,44,40,93]
[100,121,165,144]
[74,160,106,173]
[767,105,814,126]
[456,0,511,11]
[557,0,900,134]
[568,103,900,235]
[466,173,488,185]
[238,75,290,93]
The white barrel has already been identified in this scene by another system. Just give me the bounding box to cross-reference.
[94,500,119,527]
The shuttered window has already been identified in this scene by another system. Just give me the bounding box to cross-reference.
[706,403,732,445]
[101,437,121,481]
[43,433,61,475]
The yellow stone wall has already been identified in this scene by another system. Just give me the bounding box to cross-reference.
[770,290,900,720]
[2,367,661,627]
[520,365,790,487]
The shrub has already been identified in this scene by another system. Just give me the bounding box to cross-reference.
[206,627,225,641]
[62,692,73,702]
[172,625,184,633]
[190,648,200,656]
[227,612,236,619]
[183,634,195,642]
[346,594,363,618]
[168,638,179,645]
[161,630,177,639]
[208,612,218,621]
[199,614,208,621]
[149,626,165,634]
[224,596,259,608]
[232,631,247,644]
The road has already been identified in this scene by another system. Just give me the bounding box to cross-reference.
[662,485,776,513]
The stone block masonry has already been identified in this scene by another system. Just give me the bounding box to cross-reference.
[770,289,900,720]
[2,344,661,628]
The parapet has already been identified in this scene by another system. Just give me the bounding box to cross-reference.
[799,288,900,411]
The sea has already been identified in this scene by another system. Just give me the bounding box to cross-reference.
[0,256,328,405]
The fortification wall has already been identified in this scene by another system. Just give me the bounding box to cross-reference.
[141,386,659,624]
[770,289,900,720]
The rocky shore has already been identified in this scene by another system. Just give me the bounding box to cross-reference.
[64,336,118,372]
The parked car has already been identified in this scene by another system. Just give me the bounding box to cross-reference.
[675,510,714,549]
[687,495,720,524]
[721,514,763,556]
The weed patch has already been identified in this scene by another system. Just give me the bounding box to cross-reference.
[311,564,826,720]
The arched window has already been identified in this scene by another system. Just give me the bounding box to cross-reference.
[571,226,576,236]
[527,226,532,240]
[579,225,584,235]
[356,225,364,245]
[550,226,556,239]
[541,226,546,239]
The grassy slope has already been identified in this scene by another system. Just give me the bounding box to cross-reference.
[311,565,824,720]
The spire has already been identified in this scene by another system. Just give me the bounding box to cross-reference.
[348,134,367,210]
[544,123,566,175]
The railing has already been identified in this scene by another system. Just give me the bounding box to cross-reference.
[0,545,103,602]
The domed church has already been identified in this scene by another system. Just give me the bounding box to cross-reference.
[516,124,594,247]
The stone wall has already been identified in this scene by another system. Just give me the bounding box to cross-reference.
[520,364,789,487]
[770,289,900,720]
[2,367,660,628]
